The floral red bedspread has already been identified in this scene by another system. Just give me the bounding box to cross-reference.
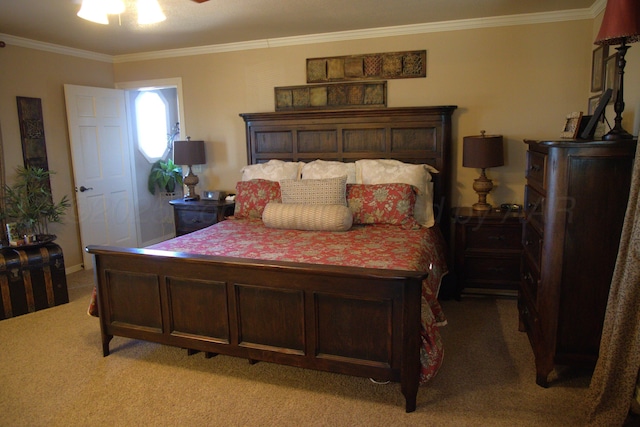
[88,218,449,384]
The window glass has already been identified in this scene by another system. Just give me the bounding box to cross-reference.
[135,91,169,162]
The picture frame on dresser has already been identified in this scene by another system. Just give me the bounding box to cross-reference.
[604,53,619,104]
[581,89,612,140]
[588,94,601,115]
[590,45,608,92]
[560,111,582,139]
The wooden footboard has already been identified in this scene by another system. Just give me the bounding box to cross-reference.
[87,245,426,412]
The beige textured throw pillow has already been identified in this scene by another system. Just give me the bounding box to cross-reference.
[263,203,353,231]
[280,175,348,206]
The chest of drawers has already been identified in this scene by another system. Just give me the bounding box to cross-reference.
[520,139,636,387]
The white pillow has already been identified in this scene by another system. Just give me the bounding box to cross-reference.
[280,176,348,206]
[301,160,357,184]
[356,159,435,227]
[263,203,353,232]
[241,160,302,181]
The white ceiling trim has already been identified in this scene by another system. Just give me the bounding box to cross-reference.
[114,7,598,63]
[2,0,606,65]
[0,33,113,63]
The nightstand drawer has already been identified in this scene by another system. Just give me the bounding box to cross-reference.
[170,199,235,236]
[176,209,217,232]
[465,224,521,251]
[452,207,524,296]
[464,255,521,283]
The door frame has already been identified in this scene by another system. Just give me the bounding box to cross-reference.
[115,77,186,246]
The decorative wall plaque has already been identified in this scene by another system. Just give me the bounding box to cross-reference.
[307,50,426,83]
[16,96,52,197]
[17,97,49,171]
[275,81,386,111]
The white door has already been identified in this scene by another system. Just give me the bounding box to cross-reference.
[64,84,139,268]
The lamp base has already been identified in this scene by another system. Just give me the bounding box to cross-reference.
[183,166,200,200]
[602,43,634,141]
[472,169,494,212]
[602,127,634,141]
[472,202,492,212]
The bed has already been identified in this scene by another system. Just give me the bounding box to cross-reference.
[87,106,457,412]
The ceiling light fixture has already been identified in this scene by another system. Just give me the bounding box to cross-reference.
[137,0,167,25]
[77,0,166,25]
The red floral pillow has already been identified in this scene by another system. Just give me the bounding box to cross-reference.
[234,179,281,219]
[347,183,420,229]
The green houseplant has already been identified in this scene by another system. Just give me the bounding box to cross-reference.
[1,165,70,239]
[147,122,183,195]
[147,158,183,195]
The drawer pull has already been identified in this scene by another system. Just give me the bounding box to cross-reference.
[488,267,505,272]
[190,219,201,223]
[530,165,541,172]
[488,235,506,241]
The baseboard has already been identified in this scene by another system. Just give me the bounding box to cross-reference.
[65,264,85,275]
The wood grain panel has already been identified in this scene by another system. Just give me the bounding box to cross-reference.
[105,270,162,332]
[235,284,305,353]
[167,277,229,342]
[315,293,392,366]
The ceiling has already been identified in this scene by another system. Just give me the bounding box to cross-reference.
[0,0,598,57]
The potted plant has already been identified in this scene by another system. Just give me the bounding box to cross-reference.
[1,165,70,244]
[147,157,183,195]
[147,122,184,196]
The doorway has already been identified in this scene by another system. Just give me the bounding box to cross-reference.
[117,78,185,247]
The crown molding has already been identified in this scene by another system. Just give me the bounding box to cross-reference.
[2,3,604,64]
[0,33,112,63]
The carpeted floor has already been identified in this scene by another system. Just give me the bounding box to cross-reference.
[0,269,595,426]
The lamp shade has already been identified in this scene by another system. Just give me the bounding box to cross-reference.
[463,133,504,169]
[174,139,206,166]
[595,0,640,45]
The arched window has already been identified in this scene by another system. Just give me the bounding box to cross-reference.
[135,91,169,162]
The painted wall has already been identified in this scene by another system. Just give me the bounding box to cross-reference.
[1,12,639,271]
[0,47,114,271]
[113,19,596,209]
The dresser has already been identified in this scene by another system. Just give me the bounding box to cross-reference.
[520,138,637,387]
[169,199,235,236]
[452,207,523,298]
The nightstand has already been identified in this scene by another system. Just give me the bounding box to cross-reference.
[452,206,523,297]
[169,199,235,236]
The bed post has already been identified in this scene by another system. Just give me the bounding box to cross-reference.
[400,276,423,413]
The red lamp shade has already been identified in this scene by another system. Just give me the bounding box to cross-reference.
[595,0,640,46]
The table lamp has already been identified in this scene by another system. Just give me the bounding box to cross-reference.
[463,131,504,211]
[173,137,206,200]
[594,0,640,140]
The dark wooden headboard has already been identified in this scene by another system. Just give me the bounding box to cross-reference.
[240,106,457,227]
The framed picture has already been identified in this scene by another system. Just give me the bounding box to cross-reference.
[588,94,601,115]
[590,45,608,92]
[561,111,583,139]
[604,53,619,104]
[581,89,612,140]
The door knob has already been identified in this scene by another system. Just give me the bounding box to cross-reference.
[79,186,93,192]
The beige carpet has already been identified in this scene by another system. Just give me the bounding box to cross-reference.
[0,270,594,426]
